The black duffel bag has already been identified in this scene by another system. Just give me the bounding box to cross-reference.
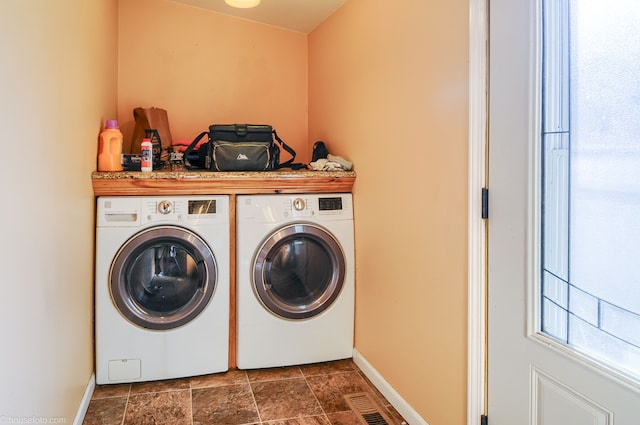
[184,124,302,171]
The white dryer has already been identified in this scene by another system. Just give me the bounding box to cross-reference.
[95,196,230,384]
[236,193,355,369]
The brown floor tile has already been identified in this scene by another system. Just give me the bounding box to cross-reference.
[82,396,127,425]
[124,390,191,425]
[91,383,130,399]
[356,371,389,406]
[191,368,248,389]
[385,404,407,425]
[325,411,362,425]
[300,360,356,377]
[192,383,259,425]
[129,377,190,395]
[251,378,323,421]
[306,371,372,414]
[81,360,407,425]
[247,365,304,382]
[264,416,332,425]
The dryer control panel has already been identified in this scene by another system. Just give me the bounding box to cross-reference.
[237,194,353,223]
[286,195,351,218]
[291,196,345,212]
[318,197,343,211]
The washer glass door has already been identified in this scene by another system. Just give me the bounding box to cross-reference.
[110,226,217,330]
[253,223,345,319]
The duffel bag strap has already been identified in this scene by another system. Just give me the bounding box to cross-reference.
[272,130,307,170]
[235,124,248,136]
[183,131,208,169]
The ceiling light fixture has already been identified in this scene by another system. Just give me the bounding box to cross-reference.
[225,0,260,8]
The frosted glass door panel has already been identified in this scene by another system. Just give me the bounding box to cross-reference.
[541,0,640,381]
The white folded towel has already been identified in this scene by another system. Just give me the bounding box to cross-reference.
[309,158,344,171]
[327,154,353,171]
[309,155,353,171]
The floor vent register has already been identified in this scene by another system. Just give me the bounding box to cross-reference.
[344,392,395,425]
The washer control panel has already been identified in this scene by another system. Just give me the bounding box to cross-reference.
[97,196,229,227]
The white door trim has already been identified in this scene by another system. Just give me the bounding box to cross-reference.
[468,0,488,424]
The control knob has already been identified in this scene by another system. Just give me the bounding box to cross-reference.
[292,198,305,211]
[157,200,173,214]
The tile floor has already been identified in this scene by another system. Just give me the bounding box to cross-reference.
[82,359,407,425]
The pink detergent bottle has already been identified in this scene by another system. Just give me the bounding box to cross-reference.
[97,119,124,171]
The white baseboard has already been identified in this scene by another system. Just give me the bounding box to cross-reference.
[73,373,95,425]
[352,349,428,425]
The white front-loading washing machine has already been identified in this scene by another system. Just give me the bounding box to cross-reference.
[236,193,355,369]
[95,196,230,384]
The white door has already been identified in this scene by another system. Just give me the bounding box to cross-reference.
[488,0,640,423]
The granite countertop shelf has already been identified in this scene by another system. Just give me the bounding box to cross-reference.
[92,166,356,196]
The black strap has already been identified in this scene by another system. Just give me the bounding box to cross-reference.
[273,130,307,170]
[183,131,208,169]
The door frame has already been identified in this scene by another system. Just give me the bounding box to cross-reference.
[467,0,488,423]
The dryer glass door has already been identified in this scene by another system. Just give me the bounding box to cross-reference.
[110,226,217,330]
[253,224,345,319]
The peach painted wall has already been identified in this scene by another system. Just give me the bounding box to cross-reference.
[0,0,117,419]
[117,0,309,161]
[309,1,469,425]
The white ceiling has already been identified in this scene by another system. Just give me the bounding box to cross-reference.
[168,0,346,33]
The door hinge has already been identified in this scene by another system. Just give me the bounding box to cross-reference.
[481,188,489,219]
[481,414,488,425]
